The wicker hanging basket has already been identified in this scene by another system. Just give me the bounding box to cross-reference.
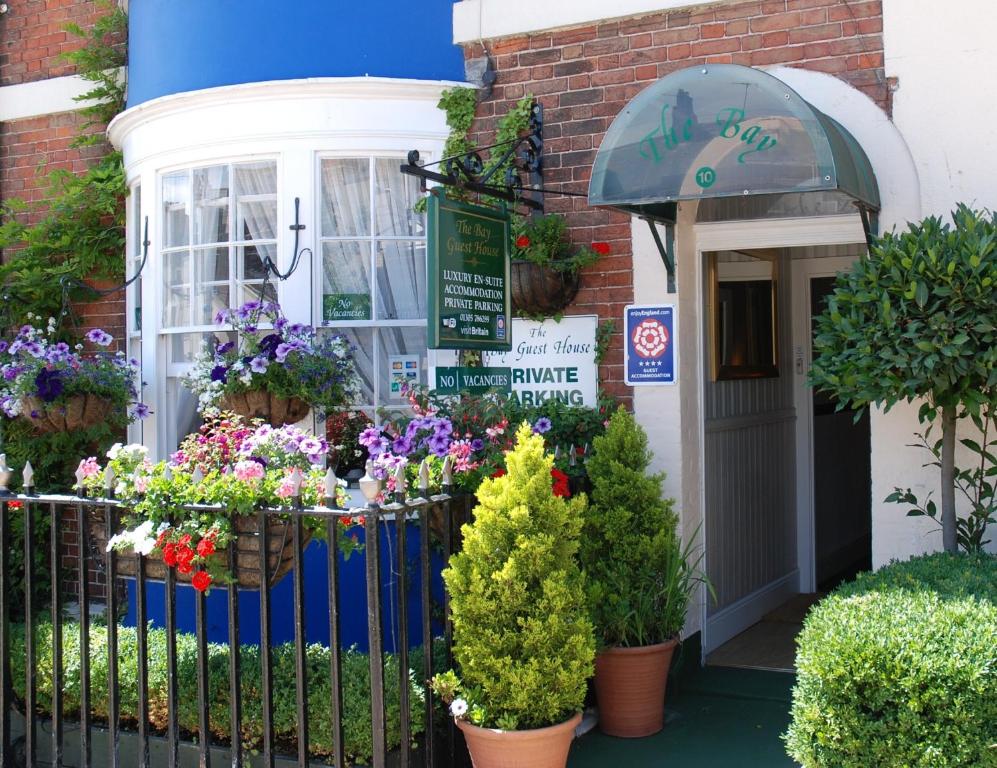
[20,394,114,434]
[220,390,310,427]
[89,511,308,590]
[509,260,580,316]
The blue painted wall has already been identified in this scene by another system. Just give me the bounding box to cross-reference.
[127,1,466,107]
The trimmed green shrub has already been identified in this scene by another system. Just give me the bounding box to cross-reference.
[581,406,689,648]
[785,553,997,768]
[10,621,430,765]
[439,424,595,731]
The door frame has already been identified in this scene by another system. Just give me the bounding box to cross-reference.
[791,256,865,595]
[693,214,867,655]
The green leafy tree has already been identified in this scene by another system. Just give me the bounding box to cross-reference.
[582,406,698,647]
[809,205,997,553]
[438,424,594,730]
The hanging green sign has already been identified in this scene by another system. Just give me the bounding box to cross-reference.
[323,293,371,322]
[435,366,512,395]
[427,193,512,351]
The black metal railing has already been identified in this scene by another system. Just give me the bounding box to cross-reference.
[0,479,469,768]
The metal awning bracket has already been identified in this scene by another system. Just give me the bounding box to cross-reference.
[643,216,677,294]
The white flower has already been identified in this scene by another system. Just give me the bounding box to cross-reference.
[449,698,468,718]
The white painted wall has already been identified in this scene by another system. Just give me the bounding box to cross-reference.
[884,0,997,217]
[870,0,997,563]
[453,0,712,43]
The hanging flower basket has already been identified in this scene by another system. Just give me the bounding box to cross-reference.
[510,260,580,316]
[20,393,114,434]
[1,324,146,431]
[90,511,309,590]
[220,390,310,427]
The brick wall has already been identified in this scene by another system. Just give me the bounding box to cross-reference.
[0,0,106,86]
[461,0,887,401]
[1,1,125,340]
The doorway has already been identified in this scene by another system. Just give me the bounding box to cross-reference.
[695,217,873,665]
[793,253,872,594]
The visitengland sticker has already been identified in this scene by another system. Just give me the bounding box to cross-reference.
[624,304,676,386]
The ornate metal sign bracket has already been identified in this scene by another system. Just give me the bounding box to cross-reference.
[401,102,544,213]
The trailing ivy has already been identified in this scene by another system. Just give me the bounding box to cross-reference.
[0,2,128,489]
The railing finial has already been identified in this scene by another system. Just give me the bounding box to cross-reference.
[22,460,35,496]
[418,458,430,492]
[324,467,338,501]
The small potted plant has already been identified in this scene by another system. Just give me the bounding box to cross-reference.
[432,423,594,768]
[0,318,147,433]
[185,300,360,426]
[80,413,356,591]
[510,214,608,316]
[581,406,709,738]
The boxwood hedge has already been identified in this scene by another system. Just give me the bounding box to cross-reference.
[10,621,431,765]
[785,553,997,768]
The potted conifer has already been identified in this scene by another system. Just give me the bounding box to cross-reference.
[432,423,595,768]
[581,407,708,738]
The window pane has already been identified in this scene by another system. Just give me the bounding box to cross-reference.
[193,166,229,244]
[162,172,190,248]
[163,250,190,327]
[376,241,426,320]
[169,331,235,364]
[242,280,278,307]
[236,162,278,241]
[374,158,424,237]
[193,246,230,325]
[322,241,372,323]
[377,326,426,406]
[321,158,370,237]
[241,242,273,282]
[324,327,374,407]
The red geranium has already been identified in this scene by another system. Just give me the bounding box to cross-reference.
[191,571,212,593]
[551,468,571,498]
[162,543,178,567]
[591,241,611,256]
[515,235,530,248]
[7,501,22,510]
[196,537,215,558]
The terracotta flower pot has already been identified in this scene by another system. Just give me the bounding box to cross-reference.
[594,638,678,738]
[456,711,581,768]
[510,260,580,316]
[220,390,310,427]
[21,393,114,433]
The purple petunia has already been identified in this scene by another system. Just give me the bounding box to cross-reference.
[257,333,283,359]
[216,341,235,354]
[392,435,414,456]
[85,328,114,347]
[470,438,485,452]
[428,432,451,457]
[34,368,64,402]
[22,341,45,359]
[533,417,553,435]
[129,402,152,419]
[250,356,269,374]
[214,309,231,325]
[0,341,8,354]
[210,365,229,383]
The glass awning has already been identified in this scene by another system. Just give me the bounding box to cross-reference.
[588,64,880,217]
